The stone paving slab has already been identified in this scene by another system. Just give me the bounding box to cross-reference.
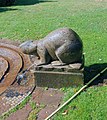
[37,105,58,120]
[32,88,63,106]
[4,87,64,120]
[6,103,32,120]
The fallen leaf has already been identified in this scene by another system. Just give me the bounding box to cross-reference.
[62,110,68,115]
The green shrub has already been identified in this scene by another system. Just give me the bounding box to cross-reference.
[0,0,15,7]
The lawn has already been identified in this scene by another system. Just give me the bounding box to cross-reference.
[0,0,107,120]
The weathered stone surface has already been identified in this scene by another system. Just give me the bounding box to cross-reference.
[5,103,32,120]
[51,61,65,66]
[30,50,84,89]
[35,70,84,88]
[36,64,54,71]
[32,87,63,106]
[69,63,83,70]
[34,59,84,71]
[5,87,63,120]
[31,87,63,120]
[34,59,84,88]
[37,105,58,120]
[19,28,84,88]
[20,28,83,66]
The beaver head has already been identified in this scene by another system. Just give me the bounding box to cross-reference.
[19,40,37,55]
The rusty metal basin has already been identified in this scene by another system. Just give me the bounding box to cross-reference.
[0,57,8,80]
[0,47,22,95]
[0,40,35,116]
[0,43,32,95]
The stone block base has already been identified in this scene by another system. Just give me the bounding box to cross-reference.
[34,71,84,88]
[33,61,84,88]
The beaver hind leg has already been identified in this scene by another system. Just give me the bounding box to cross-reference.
[55,43,82,65]
[55,44,69,65]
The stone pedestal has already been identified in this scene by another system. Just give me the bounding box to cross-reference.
[34,61,84,88]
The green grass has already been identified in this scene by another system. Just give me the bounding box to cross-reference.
[0,0,107,65]
[54,86,107,120]
[0,0,107,119]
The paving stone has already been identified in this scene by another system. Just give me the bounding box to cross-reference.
[5,87,63,120]
[32,87,63,106]
[31,87,63,120]
[6,103,32,120]
[37,105,58,120]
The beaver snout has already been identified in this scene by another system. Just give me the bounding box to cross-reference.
[19,40,37,54]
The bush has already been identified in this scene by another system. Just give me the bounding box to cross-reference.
[0,0,15,7]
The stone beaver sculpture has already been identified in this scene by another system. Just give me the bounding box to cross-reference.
[19,28,83,66]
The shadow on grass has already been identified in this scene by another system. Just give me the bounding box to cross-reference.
[0,0,56,12]
[0,7,18,12]
[15,0,56,6]
[84,63,107,85]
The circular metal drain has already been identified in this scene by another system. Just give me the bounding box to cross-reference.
[0,42,35,115]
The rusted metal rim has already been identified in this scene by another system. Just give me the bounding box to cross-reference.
[0,41,35,116]
[0,48,22,95]
[0,43,32,95]
[0,43,31,70]
[0,56,8,81]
